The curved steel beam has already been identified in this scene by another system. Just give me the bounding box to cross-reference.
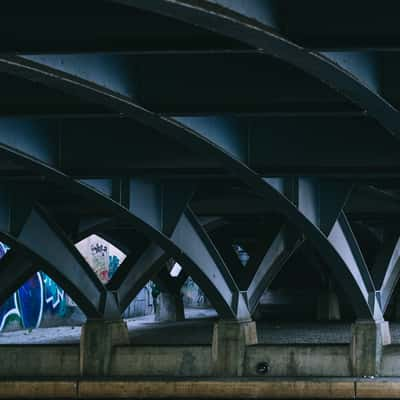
[120,0,400,139]
[18,206,118,319]
[108,207,249,319]
[0,249,36,308]
[373,235,400,312]
[0,56,378,320]
[0,187,109,318]
[0,118,244,320]
[0,231,105,319]
[247,226,302,313]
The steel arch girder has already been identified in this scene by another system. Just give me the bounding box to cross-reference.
[0,55,379,320]
[121,0,400,139]
[0,249,36,308]
[0,186,110,318]
[71,178,249,319]
[246,226,302,314]
[372,235,400,313]
[112,207,249,320]
[0,118,245,320]
[17,207,115,319]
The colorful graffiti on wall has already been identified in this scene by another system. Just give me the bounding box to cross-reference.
[0,271,68,331]
[76,235,125,283]
[0,235,126,332]
[181,276,210,308]
[0,242,69,331]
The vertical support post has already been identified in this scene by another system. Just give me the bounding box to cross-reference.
[392,292,400,321]
[155,292,185,322]
[350,320,391,376]
[212,319,257,376]
[80,319,129,376]
[317,290,341,321]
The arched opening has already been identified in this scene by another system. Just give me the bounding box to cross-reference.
[0,239,87,343]
[75,234,126,284]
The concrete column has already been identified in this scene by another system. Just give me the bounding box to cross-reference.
[212,319,257,376]
[155,292,185,322]
[317,290,341,321]
[80,319,129,376]
[391,292,400,321]
[350,320,391,376]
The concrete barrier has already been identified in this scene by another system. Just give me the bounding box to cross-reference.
[0,380,77,398]
[78,379,355,398]
[0,345,79,377]
[245,344,351,376]
[4,378,400,398]
[110,345,211,376]
[1,342,400,379]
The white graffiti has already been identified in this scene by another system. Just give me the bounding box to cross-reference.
[43,275,64,309]
[0,293,20,331]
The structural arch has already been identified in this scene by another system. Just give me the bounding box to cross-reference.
[0,54,379,320]
[119,0,400,139]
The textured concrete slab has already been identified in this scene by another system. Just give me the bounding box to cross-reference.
[0,380,77,398]
[78,379,355,399]
[356,379,400,398]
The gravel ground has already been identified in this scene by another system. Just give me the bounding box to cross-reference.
[1,310,400,346]
[0,308,217,345]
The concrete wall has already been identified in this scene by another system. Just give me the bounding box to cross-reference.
[381,345,400,376]
[2,343,400,378]
[0,345,79,376]
[110,345,211,376]
[244,344,351,377]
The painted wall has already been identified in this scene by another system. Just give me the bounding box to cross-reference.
[0,239,75,331]
[75,234,126,284]
[0,235,152,332]
[181,277,211,308]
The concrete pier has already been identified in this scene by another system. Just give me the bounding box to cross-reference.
[351,320,391,376]
[211,319,257,376]
[317,290,341,321]
[80,319,129,376]
[155,292,185,322]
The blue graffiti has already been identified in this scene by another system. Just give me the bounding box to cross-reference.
[0,243,69,331]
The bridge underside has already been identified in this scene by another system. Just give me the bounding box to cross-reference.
[2,1,400,398]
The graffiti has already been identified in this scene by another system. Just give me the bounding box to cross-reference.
[91,243,108,256]
[109,255,120,279]
[0,234,165,332]
[0,235,128,332]
[43,275,65,311]
[181,277,210,307]
[76,235,124,284]
[0,271,67,331]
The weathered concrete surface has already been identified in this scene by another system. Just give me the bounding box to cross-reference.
[356,379,400,398]
[78,379,355,399]
[0,345,79,377]
[10,378,400,399]
[0,308,217,345]
[245,344,351,377]
[111,345,211,376]
[381,345,400,376]
[351,320,391,376]
[0,381,77,398]
[80,319,129,376]
[212,320,257,376]
[155,292,185,322]
[317,291,341,321]
[4,343,400,378]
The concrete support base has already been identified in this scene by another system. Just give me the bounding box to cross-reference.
[212,320,257,377]
[155,292,184,322]
[351,320,391,377]
[392,293,400,321]
[80,319,129,376]
[317,290,340,321]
